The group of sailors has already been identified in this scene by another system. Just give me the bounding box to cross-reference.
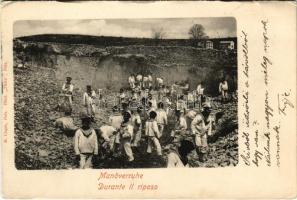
[55,74,231,169]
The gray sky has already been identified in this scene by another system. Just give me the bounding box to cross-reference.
[14,18,236,39]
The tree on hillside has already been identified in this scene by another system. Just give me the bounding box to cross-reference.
[152,28,166,39]
[188,24,208,39]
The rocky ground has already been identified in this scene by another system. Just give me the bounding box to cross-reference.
[14,62,238,170]
[14,65,76,169]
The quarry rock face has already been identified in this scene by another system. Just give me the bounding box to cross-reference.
[15,40,237,95]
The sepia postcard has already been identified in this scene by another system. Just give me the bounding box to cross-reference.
[0,1,296,199]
